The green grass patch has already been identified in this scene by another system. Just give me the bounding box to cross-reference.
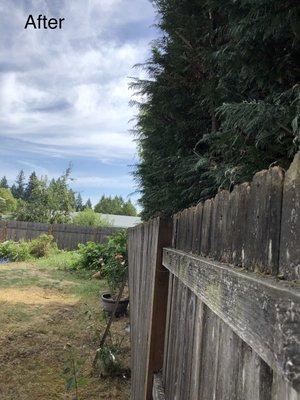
[36,250,81,271]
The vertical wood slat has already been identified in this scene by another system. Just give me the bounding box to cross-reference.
[128,153,299,400]
[127,217,172,400]
[244,166,284,275]
[160,160,298,399]
[279,152,300,280]
[147,218,173,399]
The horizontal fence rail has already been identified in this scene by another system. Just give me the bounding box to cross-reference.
[0,220,118,249]
[127,151,300,400]
[163,248,300,391]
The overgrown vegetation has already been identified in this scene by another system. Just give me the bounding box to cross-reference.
[0,234,58,262]
[132,0,299,219]
[0,231,128,289]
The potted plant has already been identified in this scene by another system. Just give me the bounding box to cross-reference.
[101,231,129,317]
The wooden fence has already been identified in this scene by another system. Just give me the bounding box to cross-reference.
[0,220,118,249]
[127,152,300,400]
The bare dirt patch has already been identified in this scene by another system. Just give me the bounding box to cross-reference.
[0,286,77,305]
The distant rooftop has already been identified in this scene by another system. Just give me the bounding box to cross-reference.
[101,214,141,228]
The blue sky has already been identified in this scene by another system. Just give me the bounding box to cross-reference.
[0,0,158,207]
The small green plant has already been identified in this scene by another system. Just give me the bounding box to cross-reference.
[98,345,123,377]
[29,234,58,258]
[63,343,85,400]
[72,209,111,228]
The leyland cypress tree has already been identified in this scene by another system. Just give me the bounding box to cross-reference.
[132,0,299,219]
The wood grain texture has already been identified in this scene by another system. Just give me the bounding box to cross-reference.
[153,373,166,400]
[163,247,300,391]
[0,220,117,249]
[127,218,172,400]
[280,152,300,280]
[244,167,284,275]
[128,153,300,399]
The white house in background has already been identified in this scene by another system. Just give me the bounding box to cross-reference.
[101,214,141,228]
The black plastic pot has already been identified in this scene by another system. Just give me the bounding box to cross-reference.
[101,293,129,317]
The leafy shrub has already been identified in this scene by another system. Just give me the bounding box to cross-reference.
[29,234,58,258]
[72,209,111,228]
[0,234,59,262]
[102,230,127,297]
[76,241,106,271]
[0,240,31,261]
[65,231,128,294]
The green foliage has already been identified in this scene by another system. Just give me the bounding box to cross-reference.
[132,0,299,219]
[36,250,81,271]
[0,240,31,262]
[98,344,123,377]
[0,188,17,214]
[0,176,9,189]
[63,344,85,400]
[76,242,106,271]
[72,209,111,228]
[29,234,58,258]
[85,198,92,209]
[75,193,84,212]
[0,234,59,262]
[73,230,127,297]
[11,170,25,199]
[94,195,137,216]
[102,230,127,297]
[14,166,76,223]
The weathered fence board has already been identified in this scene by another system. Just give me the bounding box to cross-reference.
[127,218,172,400]
[128,151,300,400]
[0,220,118,249]
[163,248,300,391]
[280,152,300,280]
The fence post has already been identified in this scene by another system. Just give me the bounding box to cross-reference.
[146,217,173,399]
[128,217,173,400]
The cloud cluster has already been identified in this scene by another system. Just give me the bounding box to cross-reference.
[0,0,155,162]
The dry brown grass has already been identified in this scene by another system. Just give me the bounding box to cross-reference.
[0,262,130,400]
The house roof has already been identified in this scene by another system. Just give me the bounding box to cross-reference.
[101,214,141,228]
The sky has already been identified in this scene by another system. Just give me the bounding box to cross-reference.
[0,0,158,207]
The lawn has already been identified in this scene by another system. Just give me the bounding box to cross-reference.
[0,260,130,400]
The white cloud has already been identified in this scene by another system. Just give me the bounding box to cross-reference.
[0,0,155,162]
[74,174,132,189]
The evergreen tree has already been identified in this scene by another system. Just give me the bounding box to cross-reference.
[24,172,38,201]
[94,195,138,215]
[14,167,76,223]
[132,0,299,219]
[121,199,138,216]
[11,170,26,199]
[75,193,84,211]
[0,176,9,189]
[85,198,92,209]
